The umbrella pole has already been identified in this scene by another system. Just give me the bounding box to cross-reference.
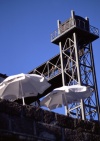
[22,97,25,105]
[20,81,25,105]
[64,94,68,115]
[64,106,67,115]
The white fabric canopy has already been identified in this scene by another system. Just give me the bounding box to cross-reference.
[0,73,51,104]
[40,85,92,110]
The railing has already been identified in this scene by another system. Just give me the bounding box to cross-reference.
[89,25,99,36]
[51,18,99,41]
[34,66,61,81]
[32,61,62,81]
[51,19,75,41]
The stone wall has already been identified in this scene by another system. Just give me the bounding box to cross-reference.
[0,100,100,141]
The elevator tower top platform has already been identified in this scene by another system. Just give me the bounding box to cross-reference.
[51,12,99,45]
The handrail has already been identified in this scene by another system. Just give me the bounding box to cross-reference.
[51,18,99,41]
[51,19,75,41]
[89,25,99,36]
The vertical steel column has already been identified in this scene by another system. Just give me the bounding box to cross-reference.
[73,32,85,120]
[71,10,85,120]
[59,41,68,115]
[59,42,65,86]
[90,43,100,122]
[57,20,65,86]
[57,20,68,115]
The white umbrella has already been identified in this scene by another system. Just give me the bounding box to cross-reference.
[40,85,92,110]
[0,73,51,105]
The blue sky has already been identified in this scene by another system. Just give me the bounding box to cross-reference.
[0,0,100,114]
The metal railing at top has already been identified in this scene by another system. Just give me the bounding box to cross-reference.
[51,19,75,41]
[89,25,99,36]
[51,18,99,41]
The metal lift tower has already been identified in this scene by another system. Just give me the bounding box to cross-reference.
[29,11,100,121]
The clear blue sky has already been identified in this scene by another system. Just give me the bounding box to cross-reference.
[0,0,100,114]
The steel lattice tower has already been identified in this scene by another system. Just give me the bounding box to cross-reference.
[51,10,100,121]
[29,10,100,121]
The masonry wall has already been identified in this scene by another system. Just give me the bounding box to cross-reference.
[0,100,100,141]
